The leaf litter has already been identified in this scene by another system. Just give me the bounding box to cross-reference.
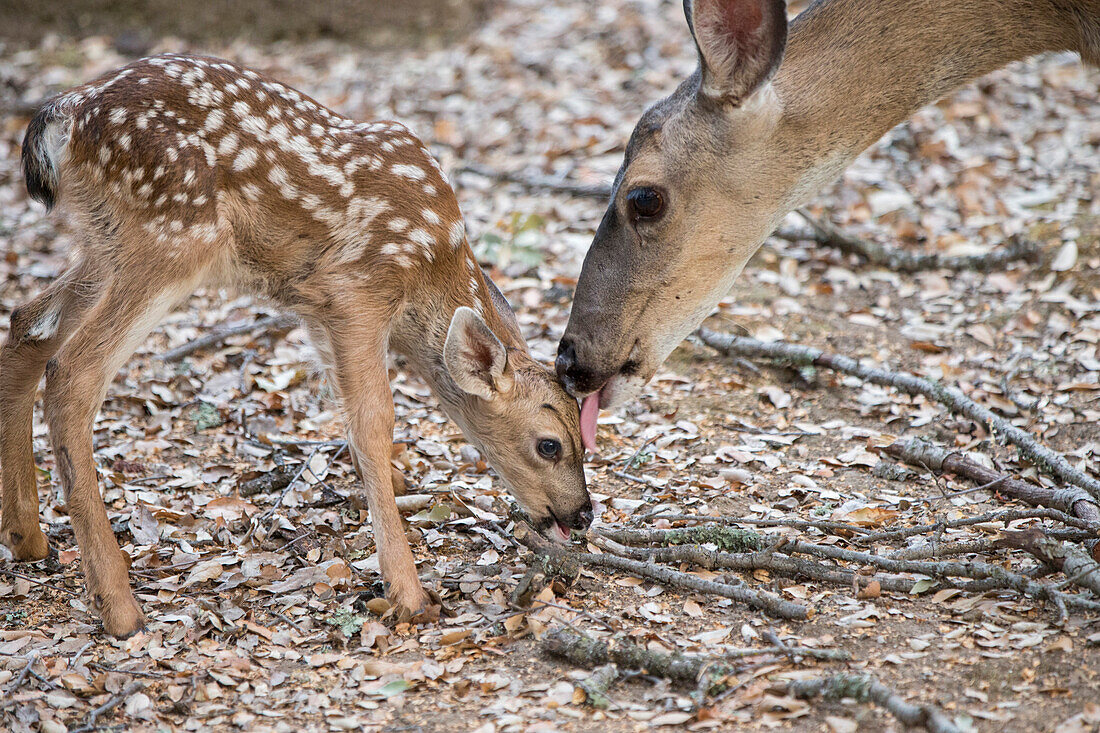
[1,0,1099,730]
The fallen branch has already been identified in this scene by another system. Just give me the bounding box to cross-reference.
[238,465,297,497]
[635,512,871,537]
[514,523,808,620]
[857,507,1099,545]
[606,526,1020,582]
[885,438,1100,528]
[159,314,298,362]
[697,329,1100,502]
[594,529,1100,616]
[591,533,917,595]
[998,528,1100,597]
[69,681,145,733]
[577,663,619,709]
[542,626,735,692]
[778,209,1038,273]
[784,673,960,733]
[458,163,611,199]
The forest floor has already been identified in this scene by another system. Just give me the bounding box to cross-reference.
[1,1,1099,731]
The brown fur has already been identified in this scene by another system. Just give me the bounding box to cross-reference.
[558,0,1100,404]
[2,54,591,637]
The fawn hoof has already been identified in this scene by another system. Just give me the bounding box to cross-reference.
[0,525,49,562]
[389,584,441,625]
[96,591,146,638]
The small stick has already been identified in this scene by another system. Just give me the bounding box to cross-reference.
[635,512,871,536]
[780,209,1037,273]
[0,567,82,596]
[159,314,298,362]
[69,681,145,733]
[5,653,39,694]
[857,507,1097,545]
[697,330,1100,502]
[785,673,960,733]
[515,524,808,620]
[457,163,611,199]
[884,438,1100,527]
[244,442,343,542]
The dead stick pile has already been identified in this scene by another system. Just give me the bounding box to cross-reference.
[544,626,957,732]
[696,328,1100,501]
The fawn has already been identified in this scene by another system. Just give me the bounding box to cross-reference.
[2,54,593,638]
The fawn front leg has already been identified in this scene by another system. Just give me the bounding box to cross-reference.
[329,325,437,621]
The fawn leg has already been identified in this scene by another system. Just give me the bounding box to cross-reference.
[326,322,436,621]
[42,277,184,637]
[1,261,100,560]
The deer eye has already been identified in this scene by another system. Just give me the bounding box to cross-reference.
[537,438,562,460]
[627,187,665,220]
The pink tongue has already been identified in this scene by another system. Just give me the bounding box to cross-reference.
[580,392,601,453]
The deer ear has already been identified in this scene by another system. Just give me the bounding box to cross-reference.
[444,307,509,401]
[684,0,788,104]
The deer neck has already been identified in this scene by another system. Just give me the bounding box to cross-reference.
[771,0,1096,206]
[390,250,521,409]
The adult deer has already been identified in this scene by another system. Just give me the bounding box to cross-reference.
[557,0,1100,446]
[3,54,592,637]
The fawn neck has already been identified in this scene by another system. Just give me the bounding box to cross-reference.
[773,0,1097,204]
[389,251,520,406]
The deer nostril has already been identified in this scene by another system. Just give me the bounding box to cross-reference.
[572,502,594,530]
[556,339,580,382]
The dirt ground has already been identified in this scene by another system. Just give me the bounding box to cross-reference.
[1,1,1100,731]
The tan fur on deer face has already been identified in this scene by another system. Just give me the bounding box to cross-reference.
[441,327,590,539]
[558,0,1100,409]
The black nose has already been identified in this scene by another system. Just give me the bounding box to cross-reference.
[556,338,601,395]
[555,338,577,379]
[567,501,594,531]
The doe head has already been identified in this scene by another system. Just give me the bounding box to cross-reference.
[444,305,592,542]
[558,0,794,408]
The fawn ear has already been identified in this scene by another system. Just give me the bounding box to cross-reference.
[684,0,788,104]
[444,307,509,400]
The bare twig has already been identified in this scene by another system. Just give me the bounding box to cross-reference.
[457,163,610,198]
[778,209,1038,273]
[697,329,1100,502]
[514,524,808,620]
[634,512,871,536]
[997,528,1100,596]
[5,653,39,694]
[885,438,1100,527]
[857,507,1098,545]
[69,681,145,733]
[784,673,960,733]
[0,567,82,596]
[243,442,345,543]
[159,314,298,362]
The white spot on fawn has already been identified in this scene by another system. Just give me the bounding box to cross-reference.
[233,147,258,171]
[391,164,425,180]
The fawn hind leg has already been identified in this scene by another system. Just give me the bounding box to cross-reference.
[1,260,101,561]
[42,273,192,637]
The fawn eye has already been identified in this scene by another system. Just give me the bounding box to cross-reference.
[537,438,562,460]
[627,187,665,220]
